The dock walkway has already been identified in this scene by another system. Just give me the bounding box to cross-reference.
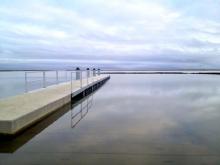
[0,75,110,135]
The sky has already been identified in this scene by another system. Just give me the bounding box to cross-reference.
[0,0,220,70]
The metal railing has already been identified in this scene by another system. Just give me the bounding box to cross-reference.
[25,71,46,92]
[70,69,101,93]
[25,68,102,93]
[25,70,69,92]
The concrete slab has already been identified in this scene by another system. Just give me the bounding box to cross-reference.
[0,75,110,135]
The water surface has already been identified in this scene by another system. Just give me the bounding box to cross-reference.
[0,71,75,99]
[1,74,220,164]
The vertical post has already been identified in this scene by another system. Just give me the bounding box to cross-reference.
[98,68,101,76]
[56,71,58,84]
[80,71,82,88]
[71,72,72,94]
[43,71,46,88]
[76,67,80,80]
[93,68,96,77]
[86,68,90,85]
[65,71,67,81]
[75,67,81,88]
[25,72,28,92]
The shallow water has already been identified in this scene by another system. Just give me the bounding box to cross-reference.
[1,74,220,164]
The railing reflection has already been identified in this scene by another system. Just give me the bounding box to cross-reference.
[0,103,71,153]
[71,94,93,128]
[0,93,95,153]
[0,79,106,153]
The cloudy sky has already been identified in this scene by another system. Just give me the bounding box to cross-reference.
[0,0,220,70]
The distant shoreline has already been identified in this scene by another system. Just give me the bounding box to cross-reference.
[1,70,220,75]
[102,72,220,75]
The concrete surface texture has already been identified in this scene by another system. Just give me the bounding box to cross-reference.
[0,75,109,135]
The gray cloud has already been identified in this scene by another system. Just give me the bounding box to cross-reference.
[0,0,220,70]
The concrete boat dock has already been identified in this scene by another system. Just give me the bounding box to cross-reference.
[0,74,110,135]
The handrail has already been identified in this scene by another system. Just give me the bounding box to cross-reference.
[25,70,67,92]
[70,70,101,93]
[25,68,102,93]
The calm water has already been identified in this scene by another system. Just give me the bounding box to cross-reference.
[0,71,76,99]
[1,74,220,164]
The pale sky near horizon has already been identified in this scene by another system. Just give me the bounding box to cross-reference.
[0,0,220,69]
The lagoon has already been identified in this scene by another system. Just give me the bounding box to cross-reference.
[1,74,220,164]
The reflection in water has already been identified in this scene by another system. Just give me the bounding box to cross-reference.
[0,104,71,153]
[71,95,93,128]
[0,93,94,153]
[2,74,220,164]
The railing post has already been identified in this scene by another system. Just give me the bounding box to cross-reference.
[80,71,82,88]
[56,71,58,84]
[76,67,80,80]
[86,68,90,85]
[25,72,28,92]
[43,71,46,88]
[93,68,96,77]
[71,72,73,93]
[76,67,81,88]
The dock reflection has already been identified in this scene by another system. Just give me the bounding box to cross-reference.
[0,93,94,153]
[71,94,93,128]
